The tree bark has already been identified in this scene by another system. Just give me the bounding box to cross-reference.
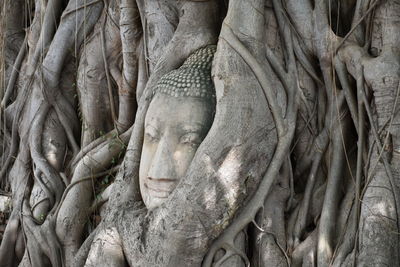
[1,0,400,266]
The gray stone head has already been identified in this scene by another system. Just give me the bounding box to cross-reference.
[140,46,216,209]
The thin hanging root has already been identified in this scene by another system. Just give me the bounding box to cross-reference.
[292,36,324,87]
[331,203,357,267]
[55,92,80,131]
[0,109,21,182]
[0,0,65,183]
[214,243,250,267]
[53,102,80,155]
[359,75,400,241]
[214,250,241,267]
[71,227,99,267]
[31,158,64,211]
[290,108,318,173]
[61,0,103,18]
[1,34,27,108]
[30,197,50,217]
[252,220,291,265]
[291,93,346,247]
[252,219,265,233]
[0,211,20,266]
[118,0,141,129]
[0,63,38,183]
[22,227,47,266]
[22,201,62,267]
[55,127,131,260]
[335,0,381,53]
[292,148,324,246]
[334,58,359,134]
[296,91,345,176]
[29,104,65,208]
[272,0,298,109]
[100,13,117,127]
[32,169,54,208]
[69,128,125,169]
[348,67,367,264]
[317,122,347,266]
[54,165,120,219]
[220,25,286,135]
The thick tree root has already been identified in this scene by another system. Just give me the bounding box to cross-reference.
[202,7,299,264]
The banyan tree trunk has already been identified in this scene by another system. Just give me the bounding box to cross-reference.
[0,0,400,266]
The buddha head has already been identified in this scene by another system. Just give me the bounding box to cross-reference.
[139,46,217,209]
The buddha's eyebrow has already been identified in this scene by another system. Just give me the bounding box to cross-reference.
[180,123,206,133]
[145,118,160,129]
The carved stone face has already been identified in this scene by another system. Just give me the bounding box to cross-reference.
[139,94,214,209]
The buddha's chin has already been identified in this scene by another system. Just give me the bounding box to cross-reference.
[142,181,175,209]
[144,195,169,210]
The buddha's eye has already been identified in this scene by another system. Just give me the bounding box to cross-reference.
[180,133,201,148]
[144,126,159,143]
[145,133,158,143]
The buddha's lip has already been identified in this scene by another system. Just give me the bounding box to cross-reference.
[145,178,177,198]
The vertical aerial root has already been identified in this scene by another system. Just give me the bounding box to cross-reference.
[0,35,27,108]
[334,58,359,133]
[22,200,63,267]
[360,78,400,241]
[53,101,80,155]
[71,227,99,267]
[291,229,318,267]
[0,211,20,266]
[117,0,142,130]
[251,219,291,265]
[69,129,121,169]
[292,147,325,247]
[100,13,118,127]
[32,169,54,209]
[331,204,357,267]
[290,92,346,249]
[215,243,250,267]
[348,67,367,265]
[0,0,64,184]
[317,121,347,266]
[55,127,131,264]
[30,103,66,209]
[202,17,298,267]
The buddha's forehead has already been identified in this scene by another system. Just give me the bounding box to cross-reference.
[145,94,214,131]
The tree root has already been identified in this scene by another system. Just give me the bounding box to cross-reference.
[56,127,131,264]
[117,0,142,130]
[0,34,27,108]
[202,8,299,265]
[317,117,348,266]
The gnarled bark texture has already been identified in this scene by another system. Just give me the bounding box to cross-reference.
[1,0,400,266]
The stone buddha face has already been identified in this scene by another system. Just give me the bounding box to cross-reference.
[139,94,214,209]
[139,45,216,209]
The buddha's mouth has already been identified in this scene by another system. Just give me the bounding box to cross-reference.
[145,178,177,198]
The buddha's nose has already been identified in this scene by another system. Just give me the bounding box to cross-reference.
[147,138,177,180]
